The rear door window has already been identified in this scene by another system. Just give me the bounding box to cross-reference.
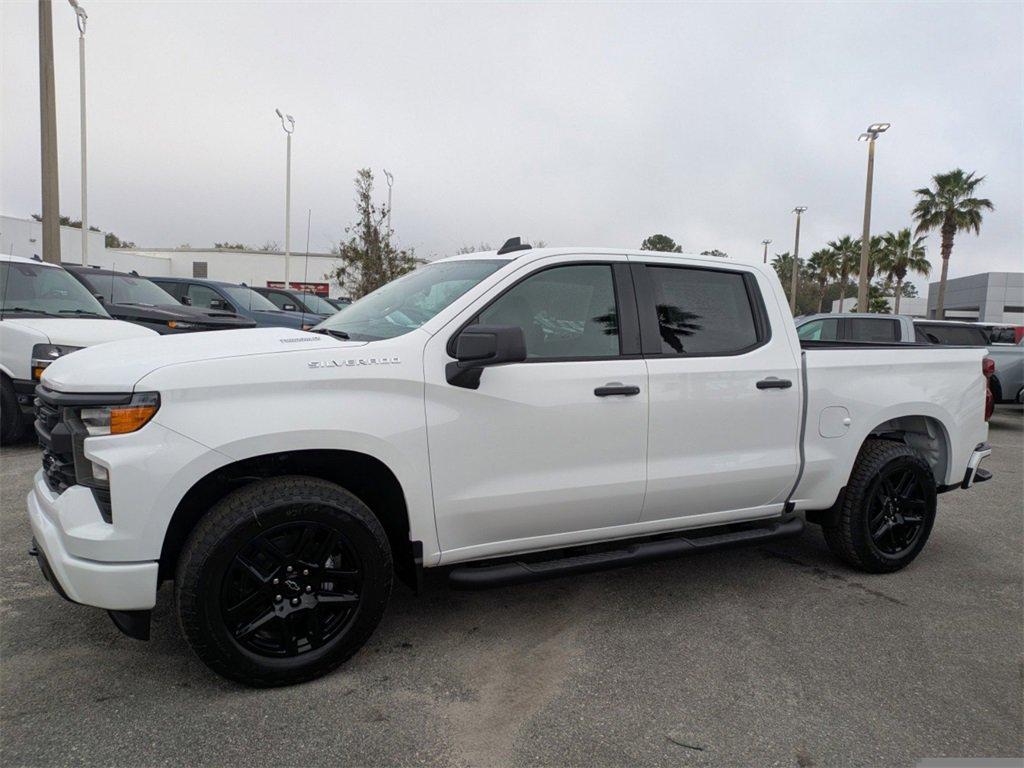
[644,266,760,355]
[847,317,899,342]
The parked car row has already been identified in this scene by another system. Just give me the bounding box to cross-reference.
[0,253,352,442]
[796,312,1024,404]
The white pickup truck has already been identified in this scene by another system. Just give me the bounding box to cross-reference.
[28,244,993,686]
[1,254,157,443]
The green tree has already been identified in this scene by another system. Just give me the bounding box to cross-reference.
[214,242,246,250]
[700,249,728,258]
[32,213,134,247]
[876,229,930,314]
[328,168,420,299]
[912,169,993,319]
[806,248,841,313]
[828,235,860,313]
[640,234,682,253]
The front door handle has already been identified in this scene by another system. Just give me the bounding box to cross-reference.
[594,384,640,397]
[756,377,792,390]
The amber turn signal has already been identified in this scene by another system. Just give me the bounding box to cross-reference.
[109,404,159,435]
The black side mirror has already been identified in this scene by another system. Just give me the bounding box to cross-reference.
[92,293,105,304]
[180,295,192,306]
[446,325,527,389]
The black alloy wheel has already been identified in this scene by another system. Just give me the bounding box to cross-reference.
[221,520,363,658]
[176,476,392,687]
[865,465,928,557]
[821,439,937,573]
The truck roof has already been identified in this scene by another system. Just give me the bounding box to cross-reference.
[0,253,60,267]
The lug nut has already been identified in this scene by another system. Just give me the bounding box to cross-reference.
[302,569,309,576]
[286,565,293,573]
[272,578,279,585]
[305,585,312,592]
[290,598,300,606]
[274,594,282,602]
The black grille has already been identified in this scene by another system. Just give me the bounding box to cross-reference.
[35,390,76,495]
[34,386,123,523]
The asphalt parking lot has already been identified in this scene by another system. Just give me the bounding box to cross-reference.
[1,407,1021,768]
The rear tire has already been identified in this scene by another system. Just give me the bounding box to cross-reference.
[822,439,937,573]
[0,376,27,445]
[175,476,392,687]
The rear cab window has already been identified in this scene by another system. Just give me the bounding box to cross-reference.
[914,323,988,346]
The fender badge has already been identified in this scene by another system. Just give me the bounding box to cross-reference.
[308,356,401,369]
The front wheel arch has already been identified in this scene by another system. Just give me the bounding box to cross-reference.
[160,450,415,588]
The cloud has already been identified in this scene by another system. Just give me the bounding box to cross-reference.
[2,1,1020,279]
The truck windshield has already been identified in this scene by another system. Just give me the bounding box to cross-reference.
[298,293,337,315]
[220,285,281,312]
[88,274,178,306]
[315,259,508,341]
[0,261,110,318]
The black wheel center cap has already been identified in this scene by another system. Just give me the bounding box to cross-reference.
[284,579,302,593]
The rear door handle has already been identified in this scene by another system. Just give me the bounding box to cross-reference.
[594,384,640,397]
[756,377,792,390]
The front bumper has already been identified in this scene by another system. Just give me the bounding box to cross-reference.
[27,473,158,610]
[12,377,37,413]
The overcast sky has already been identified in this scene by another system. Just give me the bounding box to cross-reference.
[2,1,1021,280]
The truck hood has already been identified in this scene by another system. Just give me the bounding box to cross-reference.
[1,317,157,346]
[41,327,366,393]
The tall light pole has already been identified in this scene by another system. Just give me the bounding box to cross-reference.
[68,0,88,264]
[761,239,772,264]
[789,207,807,315]
[38,0,62,265]
[856,122,890,313]
[276,108,295,288]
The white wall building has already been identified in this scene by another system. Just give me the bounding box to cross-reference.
[1,215,348,298]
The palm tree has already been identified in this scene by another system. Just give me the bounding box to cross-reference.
[771,252,795,302]
[877,229,930,314]
[807,248,841,313]
[912,169,994,319]
[828,235,860,312]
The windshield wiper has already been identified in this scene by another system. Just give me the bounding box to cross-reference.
[60,309,106,316]
[317,328,350,340]
[1,306,60,317]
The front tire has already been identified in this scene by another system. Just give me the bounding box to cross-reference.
[175,476,392,687]
[822,439,937,574]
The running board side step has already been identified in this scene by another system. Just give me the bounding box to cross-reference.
[448,516,804,590]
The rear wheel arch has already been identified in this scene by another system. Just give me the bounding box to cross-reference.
[865,414,951,486]
[160,449,417,589]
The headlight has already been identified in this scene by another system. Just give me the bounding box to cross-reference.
[31,343,82,380]
[79,392,160,436]
[167,320,199,329]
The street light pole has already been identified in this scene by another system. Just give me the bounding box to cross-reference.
[38,0,62,265]
[276,108,295,288]
[789,207,807,315]
[69,0,88,264]
[856,122,890,313]
[761,239,772,264]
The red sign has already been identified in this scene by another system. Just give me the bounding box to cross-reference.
[266,281,329,296]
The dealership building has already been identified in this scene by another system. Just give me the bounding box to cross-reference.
[0,215,348,298]
[926,272,1024,323]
